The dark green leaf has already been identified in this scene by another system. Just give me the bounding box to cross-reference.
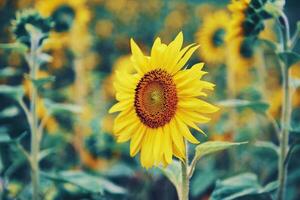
[42,171,126,194]
[191,170,217,196]
[278,51,300,68]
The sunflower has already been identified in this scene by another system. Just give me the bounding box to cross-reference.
[196,10,230,64]
[35,0,90,51]
[227,0,250,40]
[109,32,218,168]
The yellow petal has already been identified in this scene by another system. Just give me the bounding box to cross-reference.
[130,38,149,74]
[167,120,185,159]
[130,125,146,156]
[109,100,133,113]
[175,116,199,144]
[162,125,173,164]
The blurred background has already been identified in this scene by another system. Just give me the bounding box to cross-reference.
[0,0,300,199]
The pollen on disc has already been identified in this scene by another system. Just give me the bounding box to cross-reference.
[134,69,178,128]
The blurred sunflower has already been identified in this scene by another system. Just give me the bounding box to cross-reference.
[35,0,90,50]
[196,10,229,64]
[109,32,218,168]
[227,0,250,40]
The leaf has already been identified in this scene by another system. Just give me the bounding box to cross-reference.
[194,141,247,161]
[36,53,53,65]
[159,160,182,190]
[0,67,20,78]
[0,132,12,143]
[191,169,217,196]
[38,148,56,161]
[278,51,300,68]
[44,99,82,114]
[254,141,279,155]
[211,173,277,200]
[30,76,55,89]
[0,42,28,53]
[0,106,19,118]
[0,85,24,100]
[42,171,126,194]
[217,99,269,113]
[258,39,278,50]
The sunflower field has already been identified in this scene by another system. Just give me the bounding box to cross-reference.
[0,0,300,199]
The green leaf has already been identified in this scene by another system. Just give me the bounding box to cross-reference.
[45,99,82,114]
[194,141,247,161]
[42,171,126,194]
[217,99,269,113]
[0,85,24,100]
[30,76,55,89]
[278,51,300,68]
[38,148,56,161]
[0,106,19,118]
[0,67,20,78]
[0,132,12,143]
[211,173,277,200]
[191,169,217,196]
[159,160,181,190]
[254,141,279,155]
[258,39,278,50]
[0,42,28,53]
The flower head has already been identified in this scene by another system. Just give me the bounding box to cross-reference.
[196,10,230,64]
[109,32,218,168]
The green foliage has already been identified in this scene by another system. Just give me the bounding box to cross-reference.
[42,171,126,195]
[211,173,278,200]
[0,85,24,100]
[217,99,269,113]
[278,51,300,68]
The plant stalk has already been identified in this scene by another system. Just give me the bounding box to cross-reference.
[29,38,40,200]
[180,140,189,200]
[277,12,291,200]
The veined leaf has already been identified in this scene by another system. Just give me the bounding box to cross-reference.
[42,171,126,194]
[194,141,247,161]
[0,42,28,53]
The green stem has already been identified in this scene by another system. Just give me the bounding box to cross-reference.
[29,39,40,200]
[277,12,291,200]
[180,140,189,200]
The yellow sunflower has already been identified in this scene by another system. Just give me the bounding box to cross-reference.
[196,10,230,64]
[109,32,218,168]
[227,0,250,40]
[35,0,91,51]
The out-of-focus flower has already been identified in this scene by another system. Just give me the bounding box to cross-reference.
[211,132,233,142]
[194,3,216,19]
[36,0,91,52]
[7,181,22,198]
[12,9,53,47]
[259,19,277,42]
[109,32,218,168]
[95,19,114,39]
[196,10,230,64]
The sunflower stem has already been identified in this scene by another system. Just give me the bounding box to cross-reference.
[277,11,291,200]
[180,140,189,200]
[27,31,42,200]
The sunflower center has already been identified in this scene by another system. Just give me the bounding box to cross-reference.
[52,5,75,32]
[212,28,225,47]
[134,69,178,128]
[240,38,254,58]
